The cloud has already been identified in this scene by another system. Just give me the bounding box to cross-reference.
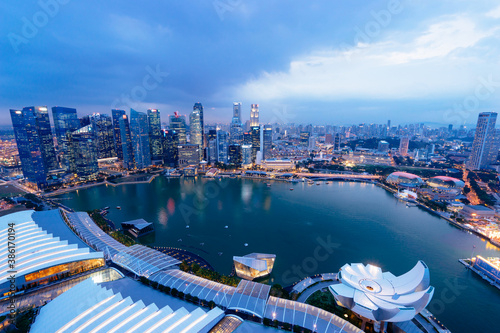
[227,15,499,102]
[486,5,500,18]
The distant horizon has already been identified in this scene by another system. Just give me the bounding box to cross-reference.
[2,1,500,127]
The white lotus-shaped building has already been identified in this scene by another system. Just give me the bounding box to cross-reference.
[329,261,434,323]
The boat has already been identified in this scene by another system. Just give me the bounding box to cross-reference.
[218,252,223,256]
[224,225,228,229]
[267,183,271,187]
[316,183,320,185]
[116,206,121,210]
[103,206,110,210]
[186,225,190,229]
[244,243,248,247]
[290,188,294,191]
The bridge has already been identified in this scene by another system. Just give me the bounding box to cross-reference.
[295,172,381,181]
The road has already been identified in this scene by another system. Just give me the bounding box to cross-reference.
[296,280,339,303]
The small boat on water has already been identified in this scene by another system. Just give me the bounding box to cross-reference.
[186,225,190,229]
[290,188,294,191]
[224,225,228,229]
[116,206,121,210]
[267,183,271,187]
[244,243,249,247]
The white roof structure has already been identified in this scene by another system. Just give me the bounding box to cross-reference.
[227,280,271,318]
[0,210,103,287]
[329,261,434,323]
[264,296,363,333]
[233,253,276,280]
[111,245,180,278]
[65,212,128,259]
[149,269,236,309]
[31,278,225,333]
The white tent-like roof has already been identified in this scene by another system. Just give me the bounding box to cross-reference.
[30,278,225,333]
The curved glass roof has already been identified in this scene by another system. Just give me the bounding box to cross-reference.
[0,210,103,287]
[111,245,180,278]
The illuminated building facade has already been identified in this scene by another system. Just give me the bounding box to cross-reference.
[467,112,498,170]
[147,109,163,161]
[68,125,99,178]
[130,109,152,169]
[233,253,276,280]
[169,112,187,144]
[250,104,259,127]
[89,113,116,159]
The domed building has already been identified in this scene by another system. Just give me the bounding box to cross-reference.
[427,176,465,189]
[386,172,424,187]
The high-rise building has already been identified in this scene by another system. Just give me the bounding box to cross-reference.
[147,109,163,161]
[334,133,341,151]
[208,138,217,164]
[51,107,80,161]
[162,129,179,166]
[10,108,50,188]
[378,140,390,153]
[467,112,499,170]
[178,144,201,167]
[68,125,98,178]
[217,131,229,164]
[27,106,59,171]
[130,109,152,169]
[325,134,333,144]
[242,144,253,165]
[112,109,126,160]
[233,102,241,123]
[300,132,310,145]
[250,104,259,127]
[262,125,273,160]
[193,103,204,146]
[189,108,203,146]
[399,136,409,156]
[250,126,260,162]
[228,144,242,166]
[79,115,90,127]
[243,132,252,145]
[89,113,116,159]
[230,122,243,145]
[169,112,187,144]
[116,113,135,169]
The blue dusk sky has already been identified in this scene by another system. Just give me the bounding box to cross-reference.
[1,0,500,126]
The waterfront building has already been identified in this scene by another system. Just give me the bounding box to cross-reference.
[0,210,104,299]
[89,113,116,159]
[459,205,496,220]
[121,218,155,237]
[467,112,499,170]
[189,107,203,146]
[111,109,126,159]
[228,144,242,166]
[329,261,434,323]
[242,144,252,165]
[178,143,201,167]
[378,140,390,152]
[51,106,80,166]
[130,109,152,169]
[162,129,179,166]
[386,171,424,187]
[251,126,260,162]
[261,159,294,171]
[68,125,99,178]
[233,253,276,280]
[10,106,58,188]
[193,102,204,146]
[427,176,465,189]
[250,104,259,127]
[262,124,273,159]
[169,112,187,144]
[399,136,409,156]
[217,130,229,163]
[147,109,163,161]
[114,111,135,169]
[31,278,224,333]
[470,256,500,285]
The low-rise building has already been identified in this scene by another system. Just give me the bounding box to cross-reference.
[460,205,496,220]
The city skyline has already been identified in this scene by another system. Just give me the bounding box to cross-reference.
[2,1,500,126]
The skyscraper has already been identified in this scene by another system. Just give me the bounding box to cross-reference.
[10,108,49,188]
[241,144,252,165]
[399,136,409,156]
[262,125,273,160]
[217,130,229,164]
[116,112,135,169]
[89,113,116,159]
[147,109,163,161]
[250,104,259,127]
[169,112,187,144]
[233,102,241,123]
[250,126,260,162]
[52,107,80,161]
[193,103,204,146]
[189,108,203,146]
[162,129,179,166]
[27,106,58,171]
[178,144,201,167]
[228,144,242,166]
[68,125,98,178]
[112,109,126,160]
[467,112,499,170]
[130,109,152,169]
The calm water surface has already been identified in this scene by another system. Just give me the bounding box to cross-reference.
[56,177,500,333]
